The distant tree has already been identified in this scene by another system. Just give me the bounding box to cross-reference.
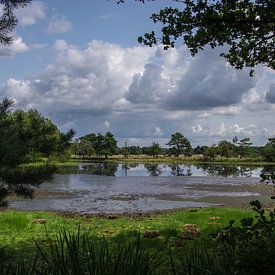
[0,0,31,45]
[166,132,192,157]
[147,141,162,158]
[128,145,142,156]
[75,139,94,158]
[125,0,275,74]
[217,140,235,159]
[82,132,117,159]
[103,132,118,158]
[237,137,253,158]
[122,140,129,158]
[262,137,275,162]
[203,145,218,160]
[193,145,208,155]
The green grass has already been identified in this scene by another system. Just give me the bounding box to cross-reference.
[0,208,255,249]
[1,207,274,274]
[20,155,275,167]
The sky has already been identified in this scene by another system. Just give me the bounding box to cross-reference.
[0,0,275,147]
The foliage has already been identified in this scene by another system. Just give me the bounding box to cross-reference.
[217,140,236,159]
[0,229,162,274]
[0,207,267,274]
[261,137,275,162]
[0,98,74,166]
[213,200,275,274]
[167,132,192,157]
[0,0,31,45]
[146,141,162,157]
[203,145,218,160]
[73,139,94,158]
[132,0,275,74]
[234,136,253,158]
[79,132,118,159]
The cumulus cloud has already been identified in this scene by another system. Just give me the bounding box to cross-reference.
[125,63,170,105]
[208,122,258,138]
[104,121,110,129]
[46,16,73,35]
[1,40,273,145]
[152,126,163,137]
[0,36,28,57]
[192,125,204,133]
[265,82,275,103]
[164,49,256,110]
[16,1,46,26]
[1,40,156,115]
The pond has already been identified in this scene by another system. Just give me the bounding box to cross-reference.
[9,163,275,214]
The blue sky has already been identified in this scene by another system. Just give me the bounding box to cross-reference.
[1,0,275,146]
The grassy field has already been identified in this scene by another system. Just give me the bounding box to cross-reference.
[0,207,255,249]
[21,155,275,167]
[1,207,274,274]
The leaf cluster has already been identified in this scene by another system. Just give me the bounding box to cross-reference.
[0,0,31,45]
[134,0,275,74]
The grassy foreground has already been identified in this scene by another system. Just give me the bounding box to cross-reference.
[1,207,275,274]
[0,207,254,248]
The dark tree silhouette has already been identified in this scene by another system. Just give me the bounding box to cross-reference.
[0,0,31,45]
[119,0,275,75]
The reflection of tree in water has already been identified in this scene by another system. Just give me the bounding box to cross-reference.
[197,164,254,177]
[0,165,56,208]
[145,164,162,176]
[91,163,118,176]
[121,164,130,177]
[236,167,253,177]
[169,165,192,176]
[260,166,275,184]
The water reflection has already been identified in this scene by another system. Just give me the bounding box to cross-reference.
[169,165,192,176]
[145,164,162,176]
[196,164,253,177]
[55,163,274,178]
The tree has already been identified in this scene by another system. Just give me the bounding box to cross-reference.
[203,145,218,160]
[0,0,31,45]
[147,141,162,157]
[74,139,94,158]
[80,132,117,159]
[237,137,253,159]
[122,0,275,74]
[166,132,192,157]
[217,140,235,159]
[262,137,275,162]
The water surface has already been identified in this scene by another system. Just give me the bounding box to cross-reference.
[10,163,275,214]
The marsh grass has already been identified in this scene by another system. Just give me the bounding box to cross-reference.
[0,208,255,248]
[0,206,274,274]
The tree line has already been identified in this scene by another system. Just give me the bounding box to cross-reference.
[75,131,275,162]
[1,98,275,164]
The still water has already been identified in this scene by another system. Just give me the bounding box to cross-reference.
[10,163,275,214]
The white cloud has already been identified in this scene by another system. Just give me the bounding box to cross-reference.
[104,121,110,129]
[16,1,46,26]
[0,36,28,57]
[153,126,163,137]
[1,40,274,145]
[46,16,73,35]
[98,13,118,20]
[265,82,275,104]
[192,125,203,133]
